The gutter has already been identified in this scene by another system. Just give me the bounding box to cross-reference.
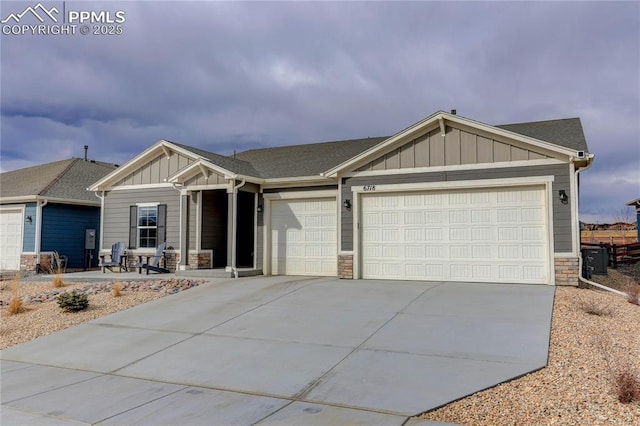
[573,154,626,296]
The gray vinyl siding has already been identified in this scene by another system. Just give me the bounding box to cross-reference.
[341,163,572,252]
[102,187,180,250]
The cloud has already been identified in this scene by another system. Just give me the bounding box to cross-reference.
[1,1,638,222]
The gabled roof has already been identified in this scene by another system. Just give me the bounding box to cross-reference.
[235,137,389,179]
[0,158,118,203]
[496,117,588,152]
[88,111,592,189]
[169,141,261,177]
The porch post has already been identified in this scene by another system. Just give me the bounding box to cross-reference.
[180,194,189,269]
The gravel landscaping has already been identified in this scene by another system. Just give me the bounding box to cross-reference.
[1,272,639,425]
[0,277,203,350]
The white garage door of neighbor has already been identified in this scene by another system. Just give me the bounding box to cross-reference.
[271,198,337,276]
[0,210,24,270]
[361,186,550,284]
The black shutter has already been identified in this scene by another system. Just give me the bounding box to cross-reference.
[157,204,167,246]
[129,206,138,249]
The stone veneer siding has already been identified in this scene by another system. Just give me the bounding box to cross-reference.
[554,257,579,286]
[20,254,37,271]
[188,251,212,269]
[338,254,353,279]
[124,251,179,272]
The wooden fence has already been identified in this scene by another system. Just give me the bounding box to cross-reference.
[581,242,640,268]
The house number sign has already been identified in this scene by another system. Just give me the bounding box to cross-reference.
[363,185,376,191]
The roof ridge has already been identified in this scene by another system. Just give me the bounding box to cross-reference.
[237,136,390,155]
[38,158,79,195]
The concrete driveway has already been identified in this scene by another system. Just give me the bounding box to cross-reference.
[1,275,554,425]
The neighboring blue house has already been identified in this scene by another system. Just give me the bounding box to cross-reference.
[0,154,118,271]
[627,197,640,242]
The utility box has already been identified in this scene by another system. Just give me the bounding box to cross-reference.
[581,247,607,277]
[85,229,96,250]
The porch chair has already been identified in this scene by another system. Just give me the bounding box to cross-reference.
[136,242,170,275]
[100,242,127,273]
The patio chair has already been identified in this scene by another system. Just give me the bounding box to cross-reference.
[100,242,127,273]
[136,242,169,275]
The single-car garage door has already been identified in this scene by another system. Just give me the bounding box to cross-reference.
[271,198,337,276]
[0,209,24,270]
[361,186,549,284]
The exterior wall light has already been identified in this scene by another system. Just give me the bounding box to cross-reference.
[257,205,263,213]
[558,190,568,204]
[26,215,33,223]
[343,199,351,210]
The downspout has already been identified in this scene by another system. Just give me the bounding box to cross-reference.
[574,155,625,296]
[231,179,246,278]
[94,191,105,254]
[34,198,48,267]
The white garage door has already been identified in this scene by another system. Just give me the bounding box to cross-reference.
[271,198,337,276]
[0,210,24,270]
[361,186,549,284]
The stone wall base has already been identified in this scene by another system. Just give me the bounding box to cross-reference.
[188,250,213,269]
[20,254,37,271]
[555,257,579,286]
[338,254,353,279]
[124,251,179,273]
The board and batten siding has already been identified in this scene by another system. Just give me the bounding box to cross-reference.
[114,152,194,187]
[341,163,572,253]
[357,126,550,172]
[103,187,181,250]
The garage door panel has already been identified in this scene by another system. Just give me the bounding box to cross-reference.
[271,199,336,276]
[361,186,549,284]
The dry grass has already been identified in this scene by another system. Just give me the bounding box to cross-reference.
[4,276,24,316]
[50,251,65,288]
[624,282,640,306]
[112,282,122,297]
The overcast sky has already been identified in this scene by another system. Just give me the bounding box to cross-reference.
[1,1,638,223]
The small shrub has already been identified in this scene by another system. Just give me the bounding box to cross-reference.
[578,298,613,316]
[112,283,122,297]
[4,276,24,316]
[615,367,640,403]
[7,297,24,316]
[51,276,64,288]
[624,283,640,306]
[51,252,65,288]
[57,291,89,312]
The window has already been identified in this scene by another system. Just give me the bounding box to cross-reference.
[129,204,166,249]
[138,206,158,248]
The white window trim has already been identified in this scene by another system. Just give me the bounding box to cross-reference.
[136,203,160,249]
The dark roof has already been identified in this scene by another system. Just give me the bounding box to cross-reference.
[496,117,588,152]
[235,136,389,178]
[169,141,261,177]
[0,158,118,202]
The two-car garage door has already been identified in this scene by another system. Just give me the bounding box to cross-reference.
[361,186,549,284]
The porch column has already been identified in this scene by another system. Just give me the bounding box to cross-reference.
[180,194,189,268]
